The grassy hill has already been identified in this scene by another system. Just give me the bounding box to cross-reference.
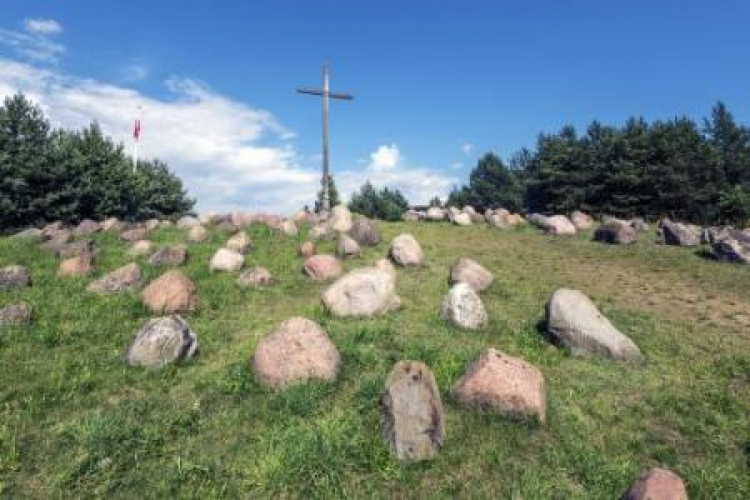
[1,221,748,498]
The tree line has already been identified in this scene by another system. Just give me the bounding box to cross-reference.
[448,102,750,226]
[0,93,194,232]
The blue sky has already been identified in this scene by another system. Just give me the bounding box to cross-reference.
[1,1,749,213]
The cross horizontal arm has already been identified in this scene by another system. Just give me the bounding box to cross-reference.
[296,88,354,100]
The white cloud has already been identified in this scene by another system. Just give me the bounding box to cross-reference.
[337,143,456,206]
[0,58,320,214]
[24,19,62,35]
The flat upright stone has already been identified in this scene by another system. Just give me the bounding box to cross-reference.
[327,204,353,232]
[129,240,155,257]
[303,254,343,281]
[440,282,488,330]
[380,361,444,461]
[87,263,142,294]
[322,267,401,317]
[0,302,32,327]
[389,234,425,267]
[237,266,273,288]
[546,288,642,361]
[141,270,196,314]
[453,348,546,422]
[210,247,245,272]
[449,257,493,292]
[149,245,187,267]
[624,468,688,500]
[226,232,253,254]
[0,265,31,289]
[252,317,340,390]
[126,315,198,368]
[336,234,361,258]
[659,219,701,246]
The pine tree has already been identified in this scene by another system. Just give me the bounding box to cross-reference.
[314,174,340,212]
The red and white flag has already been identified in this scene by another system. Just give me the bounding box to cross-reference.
[133,119,141,141]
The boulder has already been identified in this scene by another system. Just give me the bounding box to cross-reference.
[187,225,208,243]
[452,348,546,422]
[129,240,155,257]
[659,219,701,246]
[449,258,493,292]
[102,217,124,232]
[527,213,550,229]
[252,317,340,390]
[237,266,274,288]
[389,234,425,267]
[144,218,161,231]
[126,315,198,368]
[176,216,201,229]
[507,213,526,226]
[348,219,381,247]
[87,263,142,294]
[279,219,298,237]
[215,220,238,233]
[624,468,688,500]
[453,212,472,226]
[594,219,638,245]
[141,270,197,314]
[299,241,316,258]
[210,248,245,272]
[630,218,649,233]
[303,254,343,281]
[322,267,401,317]
[374,258,397,282]
[159,220,174,229]
[486,209,511,228]
[149,245,188,267]
[120,227,148,242]
[226,232,253,254]
[12,228,44,241]
[72,219,101,237]
[545,215,577,235]
[546,288,642,361]
[40,232,71,254]
[55,239,97,259]
[380,360,444,461]
[0,302,32,327]
[58,253,94,277]
[570,211,593,231]
[440,282,488,329]
[336,234,361,258]
[463,206,484,224]
[711,229,750,264]
[310,223,333,241]
[199,213,220,226]
[0,265,31,289]
[426,207,446,222]
[328,204,353,232]
[402,210,420,222]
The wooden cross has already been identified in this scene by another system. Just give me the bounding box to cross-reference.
[297,65,353,212]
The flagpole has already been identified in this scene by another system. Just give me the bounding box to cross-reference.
[133,106,142,173]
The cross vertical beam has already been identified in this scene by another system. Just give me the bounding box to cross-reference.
[296,65,353,213]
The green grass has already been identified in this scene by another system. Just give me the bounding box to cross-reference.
[0,221,748,498]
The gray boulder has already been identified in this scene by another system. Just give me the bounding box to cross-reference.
[593,219,638,245]
[72,219,101,237]
[440,282,488,329]
[126,315,198,368]
[149,245,188,267]
[449,258,493,292]
[303,254,343,281]
[336,234,361,258]
[322,267,401,317]
[546,288,642,361]
[87,263,143,294]
[348,219,381,247]
[381,361,444,461]
[0,265,31,289]
[711,229,750,264]
[237,266,274,288]
[389,234,425,267]
[659,219,701,246]
[545,215,577,235]
[0,302,32,327]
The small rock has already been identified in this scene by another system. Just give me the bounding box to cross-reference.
[187,225,208,243]
[129,240,155,257]
[449,258,493,292]
[120,227,148,242]
[210,248,245,272]
[126,315,198,368]
[546,288,642,361]
[336,234,361,258]
[303,254,343,281]
[141,270,197,314]
[348,219,381,247]
[299,241,316,258]
[594,219,638,245]
[149,245,188,267]
[322,267,401,317]
[59,253,94,277]
[381,360,444,461]
[389,234,425,267]
[87,263,142,294]
[452,348,546,422]
[226,232,253,254]
[252,317,340,390]
[0,265,31,289]
[624,468,688,500]
[237,266,273,288]
[0,302,32,327]
[440,282,488,329]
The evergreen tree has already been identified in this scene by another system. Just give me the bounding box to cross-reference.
[449,152,524,211]
[348,181,409,221]
[314,174,341,212]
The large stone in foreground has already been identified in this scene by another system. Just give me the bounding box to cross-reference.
[624,468,688,500]
[449,257,493,292]
[210,248,245,272]
[389,234,425,267]
[252,317,340,390]
[452,348,546,422]
[0,265,31,289]
[149,245,188,267]
[440,282,488,330]
[546,288,642,361]
[141,270,197,314]
[322,267,401,317]
[380,360,444,461]
[126,315,198,368]
[0,302,32,327]
[303,254,343,281]
[87,263,142,294]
